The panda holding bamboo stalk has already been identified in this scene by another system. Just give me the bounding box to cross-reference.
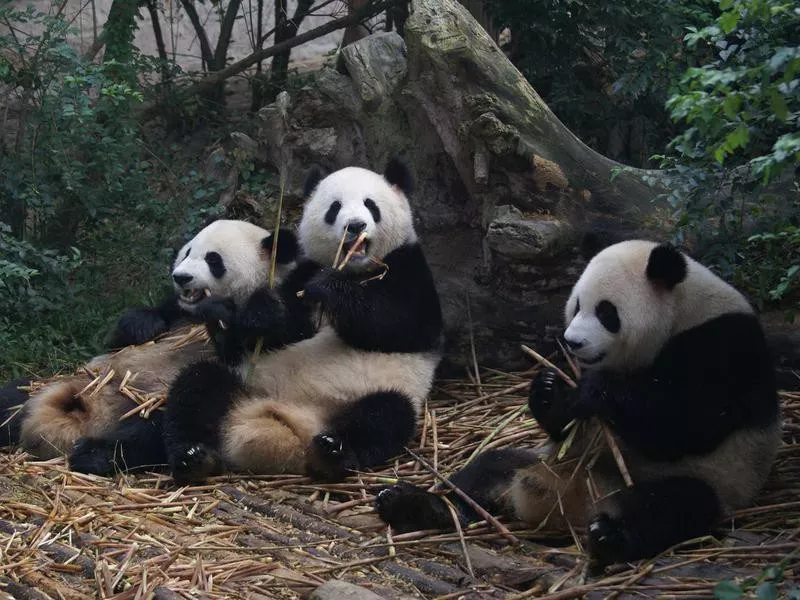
[376,240,781,566]
[162,157,444,484]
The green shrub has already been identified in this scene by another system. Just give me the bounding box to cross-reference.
[658,0,800,309]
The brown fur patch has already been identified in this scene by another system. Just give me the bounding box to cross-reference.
[18,329,214,460]
[221,399,323,474]
[19,378,127,459]
[510,458,591,532]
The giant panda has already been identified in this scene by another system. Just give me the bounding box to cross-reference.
[0,220,299,476]
[375,240,781,566]
[162,158,444,484]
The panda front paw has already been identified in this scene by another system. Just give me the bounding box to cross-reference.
[587,512,637,566]
[69,437,119,476]
[305,433,359,482]
[107,308,168,348]
[374,481,455,533]
[193,295,236,328]
[528,368,577,441]
[303,268,346,302]
[169,443,222,484]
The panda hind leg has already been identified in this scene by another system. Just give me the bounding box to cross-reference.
[69,411,167,476]
[307,390,417,482]
[163,360,241,484]
[589,476,721,566]
[221,399,318,475]
[375,448,540,533]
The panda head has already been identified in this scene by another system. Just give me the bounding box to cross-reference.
[171,219,298,313]
[563,240,752,371]
[297,158,416,272]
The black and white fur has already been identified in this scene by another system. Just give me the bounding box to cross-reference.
[106,219,298,349]
[2,220,298,477]
[376,240,780,566]
[163,158,444,484]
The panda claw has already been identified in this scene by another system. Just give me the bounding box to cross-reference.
[374,482,454,533]
[306,433,357,482]
[170,443,222,484]
[587,513,633,566]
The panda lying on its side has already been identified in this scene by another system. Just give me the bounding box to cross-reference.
[163,158,444,484]
[0,220,299,476]
[376,240,781,566]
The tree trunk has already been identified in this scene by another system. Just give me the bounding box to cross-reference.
[260,0,314,108]
[253,0,673,370]
[146,0,170,83]
[178,0,214,72]
[398,0,671,369]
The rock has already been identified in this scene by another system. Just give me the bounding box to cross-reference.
[485,205,572,261]
[229,131,260,160]
[341,32,407,108]
[310,580,384,600]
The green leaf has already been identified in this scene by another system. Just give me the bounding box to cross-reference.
[719,0,733,9]
[755,582,778,600]
[719,10,739,34]
[725,124,750,150]
[767,89,789,120]
[714,580,743,600]
[723,95,742,120]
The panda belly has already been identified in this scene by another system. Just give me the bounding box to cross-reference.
[219,326,439,475]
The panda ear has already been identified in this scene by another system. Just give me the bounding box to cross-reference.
[384,156,414,196]
[646,243,687,290]
[262,228,299,264]
[303,165,327,198]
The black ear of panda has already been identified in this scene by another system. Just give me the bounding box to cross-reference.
[646,243,687,290]
[262,228,299,264]
[384,156,414,196]
[303,165,328,198]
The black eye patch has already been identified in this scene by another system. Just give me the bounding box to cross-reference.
[205,251,226,279]
[185,247,191,258]
[364,198,381,223]
[574,298,580,317]
[595,300,620,333]
[324,201,342,225]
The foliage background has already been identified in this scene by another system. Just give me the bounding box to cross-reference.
[0,0,798,382]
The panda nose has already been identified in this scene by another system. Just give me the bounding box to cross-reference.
[345,220,367,235]
[564,338,584,352]
[173,273,193,286]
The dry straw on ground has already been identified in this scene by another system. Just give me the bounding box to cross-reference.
[1,347,798,599]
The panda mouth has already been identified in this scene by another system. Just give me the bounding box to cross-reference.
[178,289,205,305]
[341,236,371,258]
[576,352,606,366]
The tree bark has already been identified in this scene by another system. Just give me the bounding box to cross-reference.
[178,0,214,72]
[214,0,244,72]
[146,0,170,82]
[404,0,668,222]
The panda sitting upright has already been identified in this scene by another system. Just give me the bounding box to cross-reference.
[1,220,298,476]
[376,240,780,566]
[163,158,444,483]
